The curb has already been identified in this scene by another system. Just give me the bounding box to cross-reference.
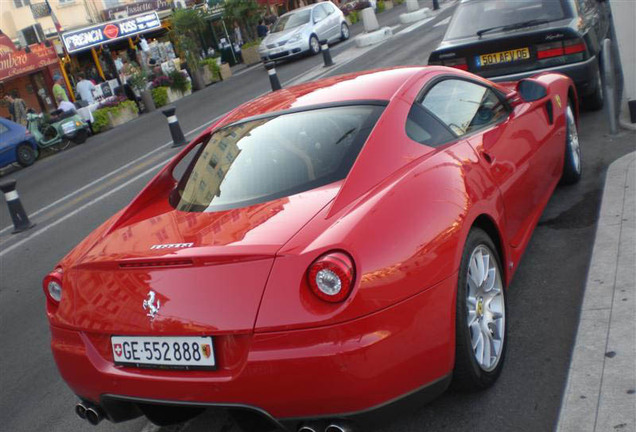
[556,152,636,432]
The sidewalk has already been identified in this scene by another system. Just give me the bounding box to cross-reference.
[557,151,636,432]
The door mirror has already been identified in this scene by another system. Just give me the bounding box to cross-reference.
[516,79,548,102]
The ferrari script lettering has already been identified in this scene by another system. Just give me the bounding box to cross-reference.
[150,243,194,250]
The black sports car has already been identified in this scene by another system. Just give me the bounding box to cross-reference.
[428,0,612,110]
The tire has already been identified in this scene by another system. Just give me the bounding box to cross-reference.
[72,129,88,144]
[453,228,507,391]
[16,143,37,167]
[309,35,320,55]
[560,102,582,185]
[50,138,72,152]
[582,67,604,111]
[340,22,350,41]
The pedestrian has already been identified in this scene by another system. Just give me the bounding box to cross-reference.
[75,73,96,104]
[233,21,243,46]
[4,92,28,126]
[257,19,268,38]
[52,73,69,104]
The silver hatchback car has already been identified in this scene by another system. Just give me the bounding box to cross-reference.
[259,2,350,62]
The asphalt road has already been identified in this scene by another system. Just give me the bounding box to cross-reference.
[1,2,634,432]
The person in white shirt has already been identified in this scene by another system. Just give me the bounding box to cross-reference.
[58,100,76,113]
[75,73,96,104]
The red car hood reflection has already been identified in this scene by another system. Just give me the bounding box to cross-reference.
[64,183,340,334]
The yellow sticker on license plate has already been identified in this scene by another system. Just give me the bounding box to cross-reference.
[477,48,530,67]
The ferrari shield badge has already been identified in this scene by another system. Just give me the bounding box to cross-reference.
[143,291,161,319]
[555,94,562,108]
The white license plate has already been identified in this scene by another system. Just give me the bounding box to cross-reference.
[111,336,215,369]
[271,47,283,54]
[62,122,76,134]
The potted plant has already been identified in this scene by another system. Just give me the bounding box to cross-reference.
[199,58,221,85]
[167,70,191,102]
[171,8,207,91]
[91,96,139,133]
[240,39,262,66]
[128,71,155,113]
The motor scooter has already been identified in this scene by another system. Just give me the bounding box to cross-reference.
[26,109,90,152]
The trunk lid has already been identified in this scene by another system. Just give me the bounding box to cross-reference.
[65,183,340,334]
[431,21,586,77]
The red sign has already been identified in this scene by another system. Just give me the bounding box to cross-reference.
[0,34,58,82]
[103,24,120,40]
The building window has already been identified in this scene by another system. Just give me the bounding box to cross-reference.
[58,0,76,4]
[13,0,31,8]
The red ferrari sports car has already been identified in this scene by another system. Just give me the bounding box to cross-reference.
[44,66,581,431]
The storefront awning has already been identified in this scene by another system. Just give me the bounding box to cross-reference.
[0,34,58,83]
[61,11,162,54]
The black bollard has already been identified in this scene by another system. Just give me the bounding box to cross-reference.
[161,106,187,148]
[264,61,282,92]
[432,0,440,10]
[320,40,334,67]
[0,179,35,234]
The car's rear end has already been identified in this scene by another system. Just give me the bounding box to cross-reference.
[43,95,455,430]
[428,0,601,99]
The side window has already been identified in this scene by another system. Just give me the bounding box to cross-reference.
[323,3,334,15]
[421,79,508,136]
[313,5,328,22]
[405,104,455,147]
[0,124,9,135]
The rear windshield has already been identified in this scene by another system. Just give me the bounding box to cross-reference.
[445,0,568,40]
[171,105,384,212]
[272,10,311,32]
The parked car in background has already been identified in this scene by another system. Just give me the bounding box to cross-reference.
[0,117,38,169]
[259,2,349,62]
[428,0,612,110]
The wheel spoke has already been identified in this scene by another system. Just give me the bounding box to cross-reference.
[481,252,490,285]
[481,326,492,367]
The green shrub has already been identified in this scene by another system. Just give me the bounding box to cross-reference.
[394,0,404,4]
[92,109,110,134]
[168,70,189,94]
[349,10,359,24]
[242,39,261,50]
[377,1,386,12]
[91,100,140,134]
[152,86,169,108]
[200,58,221,80]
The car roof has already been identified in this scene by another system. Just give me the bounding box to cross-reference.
[218,67,424,126]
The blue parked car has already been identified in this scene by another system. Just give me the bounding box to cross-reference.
[0,117,38,168]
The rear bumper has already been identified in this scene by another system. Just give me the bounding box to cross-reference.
[50,275,456,427]
[490,55,599,97]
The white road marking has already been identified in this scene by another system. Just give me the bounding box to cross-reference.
[434,17,451,27]
[0,160,166,259]
[395,16,435,35]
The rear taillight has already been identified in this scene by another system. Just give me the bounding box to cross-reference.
[43,268,63,303]
[307,252,355,303]
[443,58,468,71]
[537,39,586,59]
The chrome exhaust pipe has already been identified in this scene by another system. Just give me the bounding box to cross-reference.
[75,402,88,420]
[298,424,320,432]
[85,406,104,425]
[326,424,352,432]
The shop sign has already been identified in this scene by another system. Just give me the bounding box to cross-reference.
[62,11,162,54]
[102,0,171,21]
[102,0,199,21]
[0,35,58,82]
